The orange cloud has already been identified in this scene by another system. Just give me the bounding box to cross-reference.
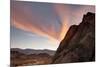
[12,20,56,40]
[54,4,69,41]
[11,2,70,44]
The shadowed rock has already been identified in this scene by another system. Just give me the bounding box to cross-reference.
[52,12,95,64]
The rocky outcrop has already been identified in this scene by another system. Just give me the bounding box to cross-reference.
[52,12,95,63]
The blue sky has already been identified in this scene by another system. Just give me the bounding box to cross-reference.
[10,1,95,50]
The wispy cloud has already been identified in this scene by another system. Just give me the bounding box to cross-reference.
[11,1,67,43]
[11,1,95,44]
[54,4,69,41]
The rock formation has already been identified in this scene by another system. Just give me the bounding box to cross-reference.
[52,12,95,63]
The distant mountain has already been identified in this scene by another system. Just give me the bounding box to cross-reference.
[11,48,55,56]
[11,48,55,66]
[52,12,95,63]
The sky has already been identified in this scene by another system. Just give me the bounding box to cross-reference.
[10,0,95,50]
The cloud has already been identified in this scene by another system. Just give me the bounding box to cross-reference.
[11,1,62,43]
[53,4,69,41]
[11,1,95,43]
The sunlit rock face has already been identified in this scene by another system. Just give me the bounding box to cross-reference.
[52,12,95,63]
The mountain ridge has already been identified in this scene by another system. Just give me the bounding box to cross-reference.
[11,48,55,56]
[52,12,95,63]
